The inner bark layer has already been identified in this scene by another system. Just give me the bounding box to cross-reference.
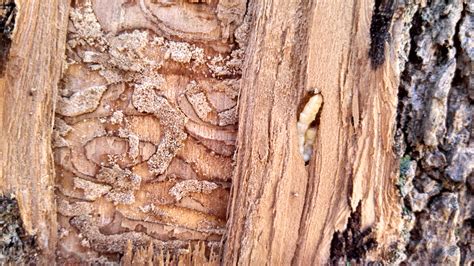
[53,0,247,263]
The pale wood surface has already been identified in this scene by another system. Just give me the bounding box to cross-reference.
[0,0,71,260]
[223,0,314,264]
[296,0,401,262]
[224,0,401,264]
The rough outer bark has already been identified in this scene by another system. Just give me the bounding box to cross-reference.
[0,0,70,261]
[393,0,473,264]
[0,196,39,264]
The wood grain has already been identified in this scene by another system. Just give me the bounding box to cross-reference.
[0,0,71,260]
[295,0,401,263]
[224,0,401,264]
[223,0,312,264]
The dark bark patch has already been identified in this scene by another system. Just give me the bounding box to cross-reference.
[0,195,39,264]
[0,0,16,76]
[368,0,395,69]
[329,203,378,264]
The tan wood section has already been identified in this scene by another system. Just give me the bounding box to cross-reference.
[224,0,401,264]
[1,0,403,263]
[1,0,71,261]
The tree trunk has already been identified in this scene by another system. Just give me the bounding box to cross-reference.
[0,0,472,265]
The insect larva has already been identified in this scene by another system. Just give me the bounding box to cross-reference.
[303,127,317,162]
[297,93,323,162]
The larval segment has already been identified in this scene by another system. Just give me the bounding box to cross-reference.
[297,93,323,162]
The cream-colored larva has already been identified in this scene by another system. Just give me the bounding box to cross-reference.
[297,94,323,162]
[303,127,317,161]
